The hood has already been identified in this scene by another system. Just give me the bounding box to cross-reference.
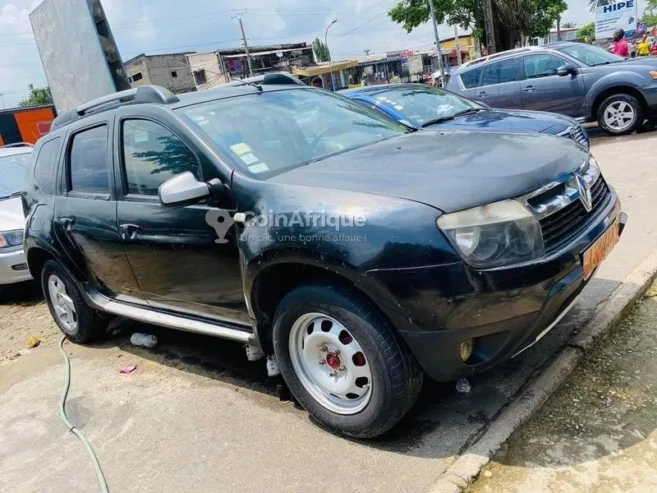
[426,109,573,135]
[0,197,26,231]
[269,130,588,213]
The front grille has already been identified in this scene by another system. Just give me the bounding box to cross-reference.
[568,125,589,148]
[539,176,610,253]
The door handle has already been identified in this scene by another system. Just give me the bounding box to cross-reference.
[477,91,487,98]
[522,85,535,92]
[59,217,75,231]
[119,224,141,240]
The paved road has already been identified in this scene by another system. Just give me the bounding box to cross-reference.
[469,283,657,493]
[1,131,657,493]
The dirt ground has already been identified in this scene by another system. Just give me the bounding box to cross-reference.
[0,282,59,365]
[469,283,657,493]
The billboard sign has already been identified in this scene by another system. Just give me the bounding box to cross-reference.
[595,0,638,39]
[30,0,130,113]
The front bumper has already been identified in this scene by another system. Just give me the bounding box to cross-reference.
[358,194,625,382]
[0,247,33,286]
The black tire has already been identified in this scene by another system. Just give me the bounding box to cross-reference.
[272,283,423,439]
[41,260,108,343]
[597,93,644,136]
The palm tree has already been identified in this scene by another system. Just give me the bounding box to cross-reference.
[589,0,616,13]
[561,21,577,28]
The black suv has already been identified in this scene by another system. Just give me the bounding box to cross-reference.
[24,83,625,438]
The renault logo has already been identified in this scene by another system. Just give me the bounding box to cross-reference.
[576,174,593,212]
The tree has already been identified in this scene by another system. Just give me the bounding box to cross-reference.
[18,85,53,107]
[589,0,615,13]
[388,0,567,52]
[312,37,331,62]
[561,21,577,28]
[644,0,657,26]
[576,21,596,42]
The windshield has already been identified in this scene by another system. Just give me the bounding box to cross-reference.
[0,152,31,198]
[178,88,408,179]
[556,43,625,66]
[369,86,480,127]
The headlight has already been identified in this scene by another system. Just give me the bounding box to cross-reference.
[0,230,24,249]
[437,200,543,269]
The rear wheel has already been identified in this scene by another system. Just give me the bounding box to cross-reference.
[272,283,423,438]
[597,94,643,135]
[41,260,108,343]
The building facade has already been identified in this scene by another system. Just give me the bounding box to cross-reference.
[125,52,196,94]
[187,43,315,91]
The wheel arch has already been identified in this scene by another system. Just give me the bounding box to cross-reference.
[250,261,395,355]
[590,85,648,122]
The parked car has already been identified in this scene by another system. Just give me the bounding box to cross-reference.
[24,83,625,438]
[342,84,589,148]
[446,42,657,135]
[0,144,33,291]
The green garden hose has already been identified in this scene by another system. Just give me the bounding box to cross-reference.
[59,336,110,493]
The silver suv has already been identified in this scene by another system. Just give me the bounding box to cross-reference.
[446,42,657,135]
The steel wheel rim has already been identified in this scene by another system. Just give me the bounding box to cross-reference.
[48,274,77,332]
[603,101,635,131]
[289,312,373,415]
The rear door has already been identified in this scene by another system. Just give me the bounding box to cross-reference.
[473,57,523,109]
[520,53,586,116]
[54,115,144,303]
[113,107,248,325]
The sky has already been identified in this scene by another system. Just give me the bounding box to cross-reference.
[0,0,649,108]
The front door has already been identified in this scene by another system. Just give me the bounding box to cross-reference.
[520,53,586,116]
[54,117,143,303]
[113,111,248,325]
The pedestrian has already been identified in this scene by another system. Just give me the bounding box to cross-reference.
[611,28,629,58]
[637,34,651,56]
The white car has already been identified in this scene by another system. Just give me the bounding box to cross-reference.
[0,144,33,289]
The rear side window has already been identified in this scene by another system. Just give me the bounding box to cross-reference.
[481,58,518,86]
[460,67,483,88]
[34,138,61,194]
[121,120,201,196]
[68,126,110,194]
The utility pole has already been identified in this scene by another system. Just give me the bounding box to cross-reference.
[453,25,462,65]
[483,0,496,54]
[325,19,338,91]
[233,11,253,77]
[428,0,445,85]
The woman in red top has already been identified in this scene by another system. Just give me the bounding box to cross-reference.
[611,29,629,57]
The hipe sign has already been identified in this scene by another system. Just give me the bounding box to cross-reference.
[595,0,637,39]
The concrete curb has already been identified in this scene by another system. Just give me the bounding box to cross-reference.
[428,250,657,493]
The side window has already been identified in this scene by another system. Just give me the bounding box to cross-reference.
[523,54,566,79]
[68,126,110,194]
[122,120,201,196]
[34,138,62,194]
[481,58,518,86]
[460,67,483,88]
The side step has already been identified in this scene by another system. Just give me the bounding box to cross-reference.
[84,288,255,344]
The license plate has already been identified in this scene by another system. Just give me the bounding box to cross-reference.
[582,220,620,280]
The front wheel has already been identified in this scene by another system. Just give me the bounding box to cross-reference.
[272,283,423,438]
[597,94,643,135]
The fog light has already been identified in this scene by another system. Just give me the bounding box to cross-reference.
[460,340,473,362]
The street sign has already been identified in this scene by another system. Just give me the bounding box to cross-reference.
[595,0,637,39]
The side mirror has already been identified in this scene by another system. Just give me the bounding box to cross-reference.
[159,171,210,207]
[557,64,576,76]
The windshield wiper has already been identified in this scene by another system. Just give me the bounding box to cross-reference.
[421,116,455,127]
[0,191,22,200]
[453,108,484,117]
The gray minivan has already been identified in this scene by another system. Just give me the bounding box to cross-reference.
[446,42,657,135]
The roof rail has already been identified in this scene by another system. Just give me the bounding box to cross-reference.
[52,85,180,130]
[0,142,34,149]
